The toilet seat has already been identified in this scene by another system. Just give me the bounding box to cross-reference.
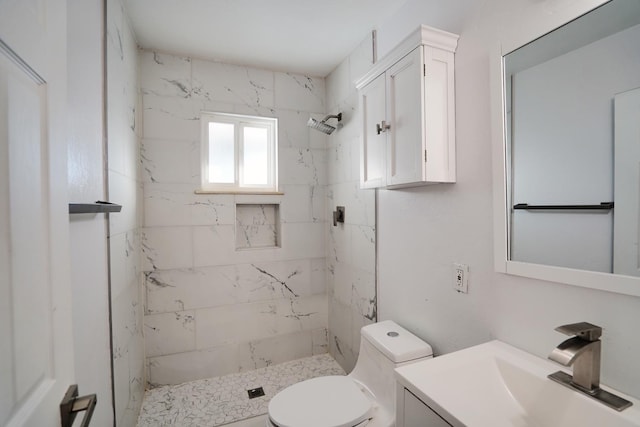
[268,376,373,427]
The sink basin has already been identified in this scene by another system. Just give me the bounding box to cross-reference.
[395,340,640,427]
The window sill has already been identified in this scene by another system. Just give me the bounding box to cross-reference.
[194,189,285,196]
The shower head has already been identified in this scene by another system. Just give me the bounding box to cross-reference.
[307,113,342,135]
[307,118,336,134]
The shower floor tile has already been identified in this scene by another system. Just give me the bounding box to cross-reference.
[137,353,345,426]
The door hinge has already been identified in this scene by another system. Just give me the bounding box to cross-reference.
[424,150,428,162]
[423,64,426,76]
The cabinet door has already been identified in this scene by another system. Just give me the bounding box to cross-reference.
[386,47,425,187]
[424,45,456,182]
[360,72,387,188]
[403,389,452,427]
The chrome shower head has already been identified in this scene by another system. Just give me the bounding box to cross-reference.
[307,117,336,134]
[307,113,342,135]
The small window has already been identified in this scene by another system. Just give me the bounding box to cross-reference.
[201,112,278,192]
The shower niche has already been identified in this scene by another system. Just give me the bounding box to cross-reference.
[356,25,459,189]
[235,203,281,250]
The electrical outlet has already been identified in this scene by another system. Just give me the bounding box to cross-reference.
[453,263,469,293]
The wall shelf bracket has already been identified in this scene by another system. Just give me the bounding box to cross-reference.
[69,201,122,214]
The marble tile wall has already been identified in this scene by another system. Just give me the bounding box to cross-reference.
[140,50,329,386]
[324,36,378,372]
[107,1,145,426]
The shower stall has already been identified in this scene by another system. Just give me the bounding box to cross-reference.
[106,2,377,425]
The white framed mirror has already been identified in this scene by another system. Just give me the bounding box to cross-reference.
[491,0,640,297]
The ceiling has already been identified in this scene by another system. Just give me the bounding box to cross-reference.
[123,0,410,77]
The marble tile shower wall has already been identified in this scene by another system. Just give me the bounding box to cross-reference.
[324,36,377,372]
[140,50,329,386]
[107,1,145,426]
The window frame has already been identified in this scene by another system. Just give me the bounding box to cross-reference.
[200,111,278,193]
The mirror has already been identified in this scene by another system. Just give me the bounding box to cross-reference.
[492,0,640,296]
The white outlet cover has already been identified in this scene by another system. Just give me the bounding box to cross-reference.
[453,263,469,293]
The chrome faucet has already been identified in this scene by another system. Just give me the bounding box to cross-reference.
[548,322,602,391]
[548,322,632,411]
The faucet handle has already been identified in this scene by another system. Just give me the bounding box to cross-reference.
[554,322,602,341]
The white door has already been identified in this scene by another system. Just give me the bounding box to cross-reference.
[613,87,640,276]
[0,0,76,426]
[386,47,424,187]
[360,73,387,188]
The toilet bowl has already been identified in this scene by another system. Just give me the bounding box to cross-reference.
[267,320,433,427]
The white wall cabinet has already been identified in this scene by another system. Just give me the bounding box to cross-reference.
[360,72,388,188]
[357,25,459,189]
[397,388,453,427]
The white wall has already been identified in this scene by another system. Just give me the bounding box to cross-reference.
[365,0,640,399]
[67,0,113,426]
[375,0,481,60]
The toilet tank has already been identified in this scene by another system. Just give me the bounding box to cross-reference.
[348,320,433,425]
[361,320,433,363]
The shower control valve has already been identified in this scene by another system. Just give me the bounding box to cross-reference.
[376,120,391,135]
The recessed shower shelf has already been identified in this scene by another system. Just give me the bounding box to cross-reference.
[69,201,122,214]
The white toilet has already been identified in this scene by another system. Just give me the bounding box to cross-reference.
[267,320,433,427]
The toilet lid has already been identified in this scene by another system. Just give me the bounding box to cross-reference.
[268,376,373,427]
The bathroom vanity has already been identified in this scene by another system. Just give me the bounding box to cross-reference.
[396,387,452,427]
[394,341,640,427]
[356,25,458,189]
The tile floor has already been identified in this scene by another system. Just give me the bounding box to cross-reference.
[137,353,345,426]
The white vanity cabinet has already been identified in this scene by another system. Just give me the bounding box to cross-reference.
[397,386,453,427]
[356,25,459,189]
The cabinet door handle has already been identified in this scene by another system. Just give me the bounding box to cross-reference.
[376,120,391,135]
